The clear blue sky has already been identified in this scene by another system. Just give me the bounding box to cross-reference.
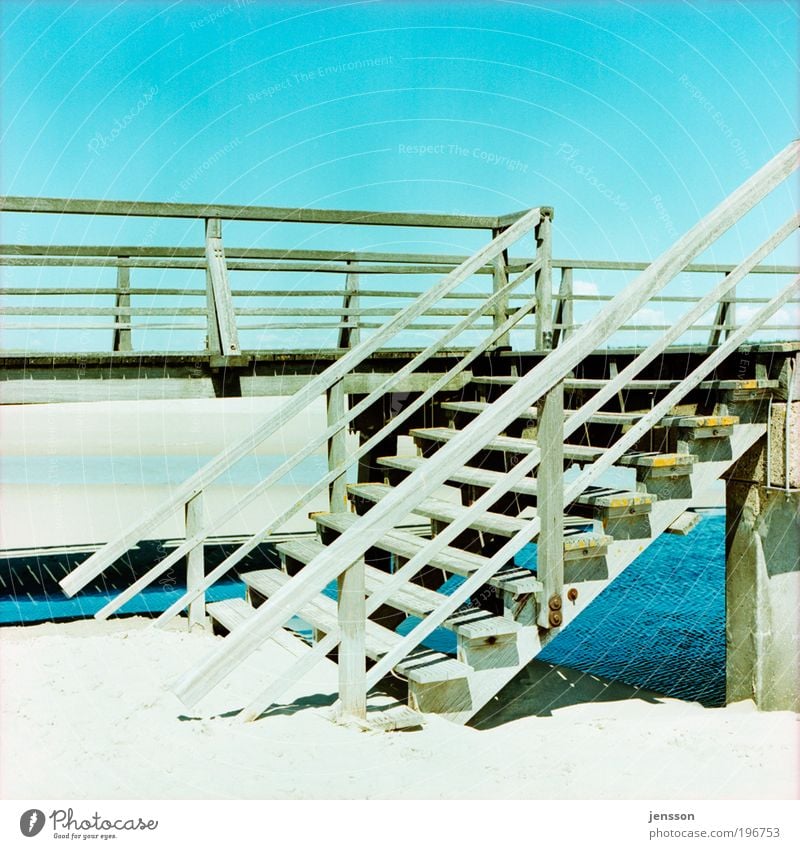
[0,1,797,350]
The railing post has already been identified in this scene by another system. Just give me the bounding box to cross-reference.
[337,557,366,721]
[113,261,132,352]
[185,493,206,631]
[536,379,564,629]
[204,217,240,356]
[491,228,510,348]
[337,260,360,349]
[535,211,553,349]
[551,266,573,347]
[326,378,348,512]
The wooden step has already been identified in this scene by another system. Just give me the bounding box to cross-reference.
[471,376,779,391]
[207,598,254,632]
[346,482,612,559]
[378,455,655,517]
[241,569,471,686]
[411,426,601,462]
[441,400,643,426]
[410,426,695,471]
[275,538,521,641]
[311,510,542,595]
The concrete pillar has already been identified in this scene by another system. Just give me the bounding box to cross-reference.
[724,399,800,711]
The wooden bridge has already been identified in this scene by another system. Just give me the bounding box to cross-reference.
[2,140,798,726]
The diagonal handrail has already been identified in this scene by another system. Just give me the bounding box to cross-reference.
[235,211,799,720]
[59,207,543,598]
[172,140,799,708]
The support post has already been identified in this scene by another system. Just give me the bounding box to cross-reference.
[491,228,510,348]
[536,380,564,628]
[337,260,361,349]
[337,558,367,721]
[551,266,573,347]
[113,263,132,352]
[724,389,799,711]
[327,378,348,512]
[204,217,240,356]
[204,220,222,354]
[535,212,553,350]
[185,493,206,631]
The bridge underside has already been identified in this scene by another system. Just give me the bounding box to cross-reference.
[3,342,798,405]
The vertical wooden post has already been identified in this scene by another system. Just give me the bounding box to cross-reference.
[113,263,132,352]
[338,260,361,349]
[185,493,206,631]
[337,558,367,720]
[327,378,348,512]
[536,380,564,629]
[491,228,510,348]
[535,212,553,350]
[551,266,573,347]
[204,219,222,354]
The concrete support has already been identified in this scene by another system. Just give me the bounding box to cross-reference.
[724,400,800,711]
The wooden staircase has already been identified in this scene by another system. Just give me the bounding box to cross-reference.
[55,139,799,728]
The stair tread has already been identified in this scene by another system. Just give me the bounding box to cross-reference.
[241,568,471,685]
[311,510,543,594]
[346,483,612,553]
[411,426,602,461]
[378,455,655,510]
[441,400,643,425]
[277,537,519,639]
[659,414,739,428]
[411,426,695,468]
[206,598,253,631]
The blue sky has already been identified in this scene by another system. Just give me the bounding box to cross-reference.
[0,1,797,350]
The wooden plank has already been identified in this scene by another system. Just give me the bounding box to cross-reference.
[536,381,564,628]
[666,511,701,535]
[535,213,553,349]
[0,195,503,229]
[112,265,132,352]
[326,380,348,512]
[60,209,542,599]
[337,261,361,348]
[185,493,206,631]
[491,230,510,348]
[205,218,240,356]
[337,557,366,721]
[552,266,573,346]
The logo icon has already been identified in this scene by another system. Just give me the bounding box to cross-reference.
[19,809,46,837]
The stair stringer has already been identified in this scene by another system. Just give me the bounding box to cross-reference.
[558,422,766,632]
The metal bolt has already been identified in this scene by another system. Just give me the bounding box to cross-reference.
[548,595,562,611]
[549,610,563,627]
[567,588,578,603]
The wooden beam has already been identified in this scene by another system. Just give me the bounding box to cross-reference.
[185,494,206,631]
[0,195,503,229]
[536,381,564,628]
[535,213,553,350]
[112,264,132,352]
[337,559,367,721]
[337,261,361,349]
[327,379,348,512]
[491,229,510,348]
[552,266,573,347]
[205,218,240,356]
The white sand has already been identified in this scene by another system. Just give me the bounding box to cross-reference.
[1,618,797,800]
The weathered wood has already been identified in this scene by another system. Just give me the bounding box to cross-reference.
[491,229,510,347]
[327,379,348,512]
[0,195,503,229]
[536,381,564,628]
[185,493,206,631]
[552,266,573,346]
[337,558,366,721]
[205,218,240,356]
[337,261,361,348]
[535,212,553,349]
[112,264,132,352]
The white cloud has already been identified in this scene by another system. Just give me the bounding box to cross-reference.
[573,279,599,296]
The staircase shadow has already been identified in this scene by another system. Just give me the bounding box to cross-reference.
[470,659,665,730]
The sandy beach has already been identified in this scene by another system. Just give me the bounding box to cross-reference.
[1,617,797,800]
